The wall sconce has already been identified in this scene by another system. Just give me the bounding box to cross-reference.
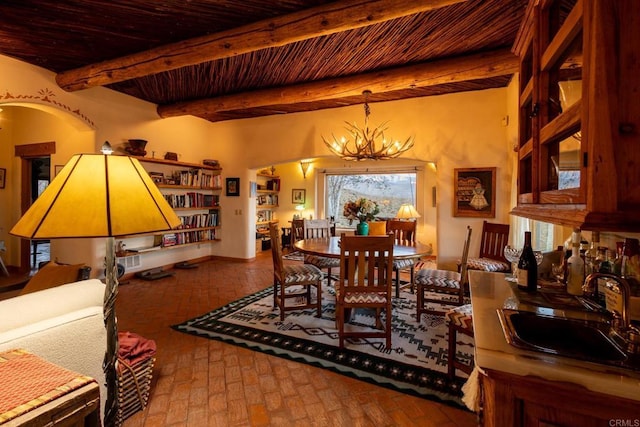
[299,160,312,179]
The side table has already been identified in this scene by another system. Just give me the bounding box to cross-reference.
[0,349,100,426]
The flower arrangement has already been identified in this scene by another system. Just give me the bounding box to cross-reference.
[343,198,380,224]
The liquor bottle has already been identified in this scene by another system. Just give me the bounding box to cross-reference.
[584,231,600,276]
[594,248,612,307]
[517,231,538,292]
[567,228,585,296]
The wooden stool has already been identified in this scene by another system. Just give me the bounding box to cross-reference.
[445,304,474,379]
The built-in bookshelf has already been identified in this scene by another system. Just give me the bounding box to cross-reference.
[256,171,280,238]
[121,156,222,253]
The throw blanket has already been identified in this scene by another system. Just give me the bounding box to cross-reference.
[118,331,156,368]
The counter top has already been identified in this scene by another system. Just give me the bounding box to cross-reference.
[469,270,640,402]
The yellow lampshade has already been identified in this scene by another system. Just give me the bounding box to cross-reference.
[396,204,421,220]
[10,154,181,239]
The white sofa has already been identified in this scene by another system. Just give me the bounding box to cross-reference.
[0,279,107,423]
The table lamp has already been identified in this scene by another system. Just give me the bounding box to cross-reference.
[10,151,181,426]
[396,203,421,220]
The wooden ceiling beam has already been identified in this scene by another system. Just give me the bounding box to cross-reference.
[56,0,467,91]
[157,48,518,118]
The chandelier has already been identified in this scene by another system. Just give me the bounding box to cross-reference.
[323,90,414,161]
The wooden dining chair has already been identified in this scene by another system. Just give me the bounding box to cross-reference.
[302,219,341,285]
[465,220,510,272]
[336,233,394,348]
[415,226,473,320]
[269,222,323,320]
[291,219,305,247]
[386,219,417,298]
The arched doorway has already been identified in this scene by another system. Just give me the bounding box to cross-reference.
[0,104,95,273]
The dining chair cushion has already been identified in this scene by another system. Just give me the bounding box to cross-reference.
[445,304,474,333]
[282,264,324,283]
[304,254,340,269]
[367,221,387,236]
[392,258,415,270]
[415,269,461,288]
[466,257,509,272]
[335,283,389,304]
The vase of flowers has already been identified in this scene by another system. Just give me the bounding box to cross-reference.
[343,198,380,236]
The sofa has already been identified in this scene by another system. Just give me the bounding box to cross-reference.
[0,279,107,423]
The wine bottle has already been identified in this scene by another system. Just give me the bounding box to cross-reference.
[517,231,538,292]
[567,228,585,296]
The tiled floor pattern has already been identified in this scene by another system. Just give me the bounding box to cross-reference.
[117,253,478,427]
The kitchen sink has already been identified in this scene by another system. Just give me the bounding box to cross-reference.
[497,309,629,365]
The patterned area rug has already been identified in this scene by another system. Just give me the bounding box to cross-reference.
[172,284,473,408]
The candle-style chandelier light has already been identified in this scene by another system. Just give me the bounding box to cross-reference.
[323,90,414,161]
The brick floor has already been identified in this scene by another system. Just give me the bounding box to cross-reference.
[117,252,478,427]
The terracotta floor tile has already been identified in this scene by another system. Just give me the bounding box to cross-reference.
[118,254,477,426]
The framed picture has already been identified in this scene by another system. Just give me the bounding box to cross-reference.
[226,177,240,196]
[292,188,306,204]
[454,167,496,218]
[0,168,5,189]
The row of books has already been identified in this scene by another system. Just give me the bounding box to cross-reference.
[257,209,276,222]
[177,212,220,229]
[257,194,278,206]
[176,169,222,188]
[161,229,218,247]
[164,193,220,208]
[257,178,281,191]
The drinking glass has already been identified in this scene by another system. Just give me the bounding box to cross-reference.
[503,246,544,282]
[503,245,522,281]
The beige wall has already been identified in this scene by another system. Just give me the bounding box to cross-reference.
[1,53,514,273]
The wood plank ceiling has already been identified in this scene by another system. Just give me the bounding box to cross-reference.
[0,0,528,123]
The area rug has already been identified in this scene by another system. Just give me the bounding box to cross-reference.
[172,284,474,408]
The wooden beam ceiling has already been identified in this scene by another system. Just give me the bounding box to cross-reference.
[56,0,467,91]
[157,48,518,118]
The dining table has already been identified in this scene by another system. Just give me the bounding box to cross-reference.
[294,236,433,298]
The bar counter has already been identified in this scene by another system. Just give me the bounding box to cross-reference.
[468,270,640,402]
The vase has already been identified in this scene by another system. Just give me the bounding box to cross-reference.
[356,221,369,236]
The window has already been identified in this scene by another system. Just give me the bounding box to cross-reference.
[325,172,417,228]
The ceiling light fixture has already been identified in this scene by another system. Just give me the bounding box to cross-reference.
[323,90,414,161]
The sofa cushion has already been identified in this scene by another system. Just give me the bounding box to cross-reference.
[20,262,87,296]
[0,279,104,333]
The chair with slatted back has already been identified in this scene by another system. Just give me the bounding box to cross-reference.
[269,222,323,320]
[465,221,510,273]
[291,219,305,247]
[302,219,341,285]
[386,219,418,298]
[415,226,473,320]
[336,233,394,348]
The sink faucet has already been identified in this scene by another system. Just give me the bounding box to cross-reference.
[583,273,631,332]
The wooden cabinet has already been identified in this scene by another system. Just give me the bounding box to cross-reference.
[511,0,640,231]
[255,171,280,237]
[123,157,222,251]
[481,369,639,427]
